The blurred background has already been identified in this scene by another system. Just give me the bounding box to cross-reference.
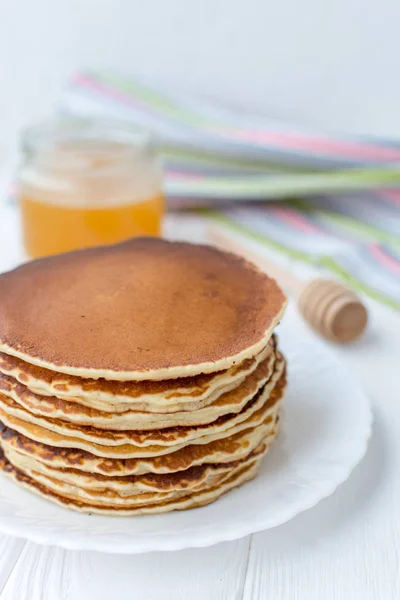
[1,0,400,159]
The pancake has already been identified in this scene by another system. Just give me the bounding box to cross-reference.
[13,447,265,508]
[0,359,285,454]
[0,238,286,380]
[0,348,277,430]
[3,437,273,495]
[0,340,274,413]
[0,447,260,515]
[0,414,280,477]
[4,443,266,504]
[0,367,284,459]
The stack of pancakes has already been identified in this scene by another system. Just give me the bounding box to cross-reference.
[0,238,287,515]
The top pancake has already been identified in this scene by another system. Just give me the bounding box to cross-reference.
[0,238,286,380]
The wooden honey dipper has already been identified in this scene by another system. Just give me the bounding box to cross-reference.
[207,228,368,343]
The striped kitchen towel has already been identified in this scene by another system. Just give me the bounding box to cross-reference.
[62,70,400,201]
[61,70,400,310]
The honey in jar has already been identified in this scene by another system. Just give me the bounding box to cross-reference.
[18,119,164,259]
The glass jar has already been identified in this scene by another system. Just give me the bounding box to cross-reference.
[18,118,164,259]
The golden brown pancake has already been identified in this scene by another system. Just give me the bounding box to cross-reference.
[0,238,286,379]
[0,349,277,430]
[3,441,267,500]
[3,441,271,495]
[0,447,260,515]
[0,339,275,414]
[0,414,280,476]
[0,366,285,458]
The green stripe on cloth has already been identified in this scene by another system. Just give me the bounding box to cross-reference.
[92,72,212,127]
[168,167,400,199]
[160,146,306,173]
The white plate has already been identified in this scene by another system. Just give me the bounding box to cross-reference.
[0,307,372,553]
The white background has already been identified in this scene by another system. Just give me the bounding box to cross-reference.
[1,0,400,161]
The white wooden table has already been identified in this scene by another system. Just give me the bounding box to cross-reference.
[0,199,398,599]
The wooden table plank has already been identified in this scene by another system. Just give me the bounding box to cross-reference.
[0,537,26,596]
[0,538,251,600]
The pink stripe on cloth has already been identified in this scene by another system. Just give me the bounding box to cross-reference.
[267,206,322,234]
[73,74,156,115]
[378,189,400,205]
[223,129,400,163]
[370,243,400,275]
